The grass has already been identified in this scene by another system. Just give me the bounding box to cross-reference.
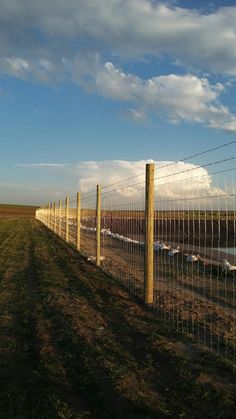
[0,212,236,418]
[0,204,38,219]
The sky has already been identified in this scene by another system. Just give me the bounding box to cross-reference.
[0,0,236,205]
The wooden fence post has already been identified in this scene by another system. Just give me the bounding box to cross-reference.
[144,163,155,305]
[58,199,62,237]
[76,192,81,251]
[47,203,50,227]
[53,201,56,232]
[65,196,69,243]
[96,185,101,266]
[49,202,52,229]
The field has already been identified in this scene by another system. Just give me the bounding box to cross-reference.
[1,207,236,418]
[0,204,38,219]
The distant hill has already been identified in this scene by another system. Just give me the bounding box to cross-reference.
[0,204,38,219]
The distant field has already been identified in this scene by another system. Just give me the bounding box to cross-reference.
[0,204,38,219]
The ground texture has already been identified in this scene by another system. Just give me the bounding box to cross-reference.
[0,218,236,418]
[0,204,37,219]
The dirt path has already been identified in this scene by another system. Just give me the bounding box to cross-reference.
[0,219,236,418]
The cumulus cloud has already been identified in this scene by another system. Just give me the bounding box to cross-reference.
[10,159,234,208]
[0,1,236,131]
[0,1,236,75]
[75,61,236,131]
[76,159,227,210]
[3,53,236,131]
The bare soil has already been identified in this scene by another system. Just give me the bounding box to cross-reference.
[0,204,38,219]
[68,229,236,363]
[0,218,236,418]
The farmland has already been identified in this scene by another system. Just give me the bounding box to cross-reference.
[0,206,236,418]
[0,204,38,219]
[43,205,236,364]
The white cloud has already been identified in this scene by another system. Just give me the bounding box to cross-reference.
[121,108,147,122]
[7,159,234,208]
[78,61,236,131]
[76,159,226,208]
[0,1,236,131]
[77,159,148,195]
[15,163,68,168]
[4,52,236,131]
[0,1,236,75]
[0,57,59,83]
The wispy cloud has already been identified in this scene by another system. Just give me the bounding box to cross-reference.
[15,163,68,168]
[121,108,147,122]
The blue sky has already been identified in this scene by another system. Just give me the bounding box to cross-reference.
[0,0,236,204]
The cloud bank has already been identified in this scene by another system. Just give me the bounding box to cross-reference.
[0,1,236,131]
[12,159,233,209]
[0,1,236,74]
[77,159,225,205]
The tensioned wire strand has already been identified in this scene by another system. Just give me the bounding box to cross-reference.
[157,166,236,187]
[95,155,236,198]
[156,192,236,204]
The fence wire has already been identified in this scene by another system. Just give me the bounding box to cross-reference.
[36,142,236,370]
[153,166,236,367]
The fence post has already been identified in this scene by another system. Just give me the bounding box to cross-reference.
[65,196,69,243]
[76,192,81,251]
[144,163,155,305]
[47,203,50,228]
[53,201,56,232]
[49,202,52,229]
[58,199,62,237]
[96,185,101,266]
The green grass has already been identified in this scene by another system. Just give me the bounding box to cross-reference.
[0,218,236,418]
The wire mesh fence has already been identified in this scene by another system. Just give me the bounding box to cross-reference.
[154,167,236,367]
[36,141,236,370]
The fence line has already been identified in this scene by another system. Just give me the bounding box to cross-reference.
[36,154,236,370]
